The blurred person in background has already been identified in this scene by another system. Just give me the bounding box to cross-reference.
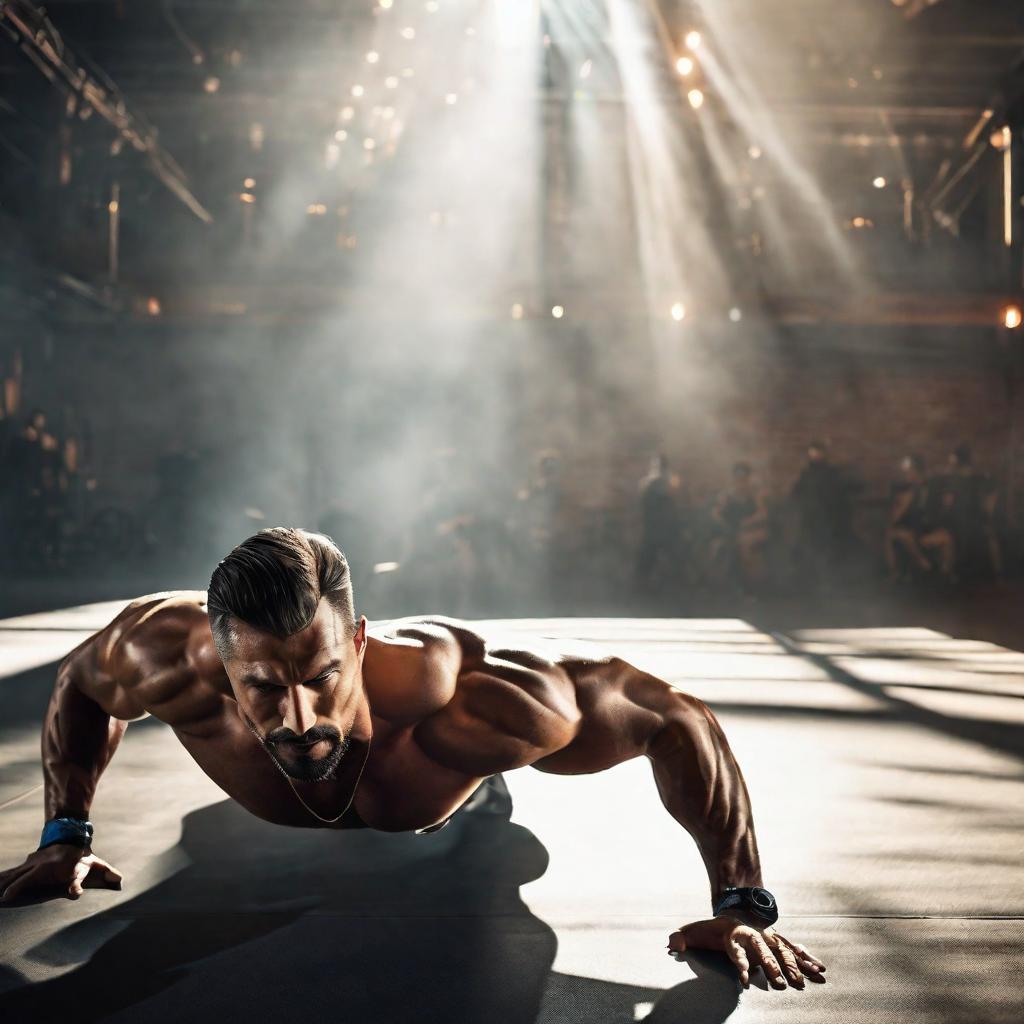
[634,453,688,593]
[885,454,954,582]
[514,450,567,595]
[933,444,1000,580]
[710,461,770,595]
[5,409,57,567]
[790,440,858,591]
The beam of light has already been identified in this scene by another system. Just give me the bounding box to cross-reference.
[692,1,861,281]
[605,0,731,379]
[270,0,543,535]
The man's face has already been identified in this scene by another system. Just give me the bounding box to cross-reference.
[222,600,367,783]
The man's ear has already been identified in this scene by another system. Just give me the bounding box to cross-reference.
[353,616,368,658]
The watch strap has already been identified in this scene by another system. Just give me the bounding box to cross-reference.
[713,886,779,924]
[39,817,94,851]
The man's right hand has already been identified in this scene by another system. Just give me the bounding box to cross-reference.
[0,845,123,906]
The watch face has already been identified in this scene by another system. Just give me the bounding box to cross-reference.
[751,888,776,912]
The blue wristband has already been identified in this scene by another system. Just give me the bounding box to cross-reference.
[39,817,94,851]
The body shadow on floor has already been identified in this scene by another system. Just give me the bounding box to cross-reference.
[0,797,740,1024]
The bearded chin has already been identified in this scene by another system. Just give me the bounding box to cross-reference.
[273,732,351,782]
[241,712,351,783]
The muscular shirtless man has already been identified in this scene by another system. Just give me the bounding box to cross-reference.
[0,528,825,991]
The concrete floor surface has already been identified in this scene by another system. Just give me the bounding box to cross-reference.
[1,603,1022,1022]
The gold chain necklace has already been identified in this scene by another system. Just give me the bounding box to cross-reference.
[265,732,372,825]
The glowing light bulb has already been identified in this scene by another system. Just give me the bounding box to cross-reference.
[873,176,887,188]
[366,51,380,64]
[239,192,255,204]
[1004,305,1023,330]
[341,106,355,121]
[425,0,439,11]
[445,92,458,105]
[401,26,416,40]
[363,137,376,150]
[385,75,399,88]
[729,307,743,322]
[748,144,762,159]
[108,200,119,214]
[511,303,524,320]
[670,302,686,322]
[551,305,565,319]
[579,59,592,79]
[204,76,220,93]
[684,30,702,50]
[379,0,393,8]
[675,56,694,76]
[352,84,365,98]
[243,177,256,188]
[990,126,1011,151]
[334,129,347,141]
[687,88,704,109]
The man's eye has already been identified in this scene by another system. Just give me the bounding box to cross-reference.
[252,683,279,695]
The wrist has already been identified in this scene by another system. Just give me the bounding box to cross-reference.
[39,816,93,851]
[712,885,779,927]
[712,869,763,904]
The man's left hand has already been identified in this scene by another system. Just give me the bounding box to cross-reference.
[668,916,827,990]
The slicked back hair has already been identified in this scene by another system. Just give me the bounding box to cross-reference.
[207,528,356,658]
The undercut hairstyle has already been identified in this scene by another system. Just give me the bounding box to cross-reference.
[207,527,356,658]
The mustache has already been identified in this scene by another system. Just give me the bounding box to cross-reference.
[265,723,342,750]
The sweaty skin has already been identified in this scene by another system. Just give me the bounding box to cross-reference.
[0,593,826,990]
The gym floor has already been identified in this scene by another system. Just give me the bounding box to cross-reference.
[1,599,1022,1023]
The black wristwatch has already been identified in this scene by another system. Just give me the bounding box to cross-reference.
[713,886,779,926]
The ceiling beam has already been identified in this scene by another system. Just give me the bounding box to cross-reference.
[0,0,212,223]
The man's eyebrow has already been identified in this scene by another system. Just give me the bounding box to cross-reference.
[241,672,279,688]
[306,661,342,681]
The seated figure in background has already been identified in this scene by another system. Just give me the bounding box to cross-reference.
[885,454,954,581]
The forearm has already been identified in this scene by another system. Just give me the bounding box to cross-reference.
[42,662,127,821]
[647,696,762,901]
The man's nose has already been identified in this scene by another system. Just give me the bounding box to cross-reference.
[283,686,316,737]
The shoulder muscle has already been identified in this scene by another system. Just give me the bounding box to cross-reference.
[63,592,228,732]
